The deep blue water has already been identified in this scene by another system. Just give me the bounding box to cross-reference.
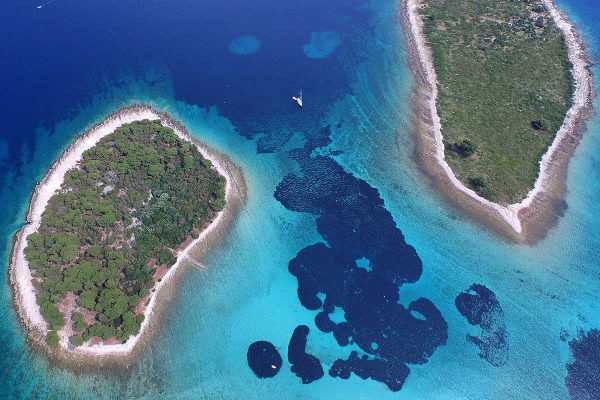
[1,0,599,398]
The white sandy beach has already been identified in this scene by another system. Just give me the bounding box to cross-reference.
[404,0,594,235]
[10,106,235,356]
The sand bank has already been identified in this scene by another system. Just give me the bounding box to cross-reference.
[402,0,595,242]
[9,105,245,360]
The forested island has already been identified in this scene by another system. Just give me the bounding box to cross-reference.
[21,118,226,348]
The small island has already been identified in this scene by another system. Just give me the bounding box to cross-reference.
[10,106,240,356]
[404,0,594,240]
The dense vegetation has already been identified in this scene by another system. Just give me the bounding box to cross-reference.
[25,120,226,346]
[419,0,573,203]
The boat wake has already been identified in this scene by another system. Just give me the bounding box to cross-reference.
[37,0,57,9]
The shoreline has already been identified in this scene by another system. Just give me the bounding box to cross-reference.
[9,105,245,361]
[401,0,595,242]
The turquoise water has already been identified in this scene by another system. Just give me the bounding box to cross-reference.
[1,0,599,398]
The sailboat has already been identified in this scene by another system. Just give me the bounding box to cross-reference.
[292,90,303,108]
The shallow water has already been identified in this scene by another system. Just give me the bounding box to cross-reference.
[1,0,599,398]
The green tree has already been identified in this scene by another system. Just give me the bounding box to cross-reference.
[73,312,87,332]
[78,290,97,309]
[71,335,84,347]
[47,330,60,347]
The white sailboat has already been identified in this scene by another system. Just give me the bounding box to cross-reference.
[292,90,303,108]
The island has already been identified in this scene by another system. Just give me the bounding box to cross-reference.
[403,0,594,240]
[10,106,242,357]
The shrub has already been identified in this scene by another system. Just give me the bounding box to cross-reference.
[531,119,549,131]
[532,4,546,13]
[40,301,65,331]
[469,177,488,195]
[71,335,84,347]
[73,312,87,332]
[447,140,477,157]
[47,330,60,347]
[469,177,486,189]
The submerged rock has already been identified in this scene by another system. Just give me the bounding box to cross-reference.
[288,325,323,384]
[247,341,282,378]
[455,284,508,366]
[329,351,409,392]
[229,35,262,56]
[302,31,341,59]
[566,329,600,400]
[275,138,448,391]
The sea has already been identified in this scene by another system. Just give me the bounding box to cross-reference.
[1,0,599,399]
